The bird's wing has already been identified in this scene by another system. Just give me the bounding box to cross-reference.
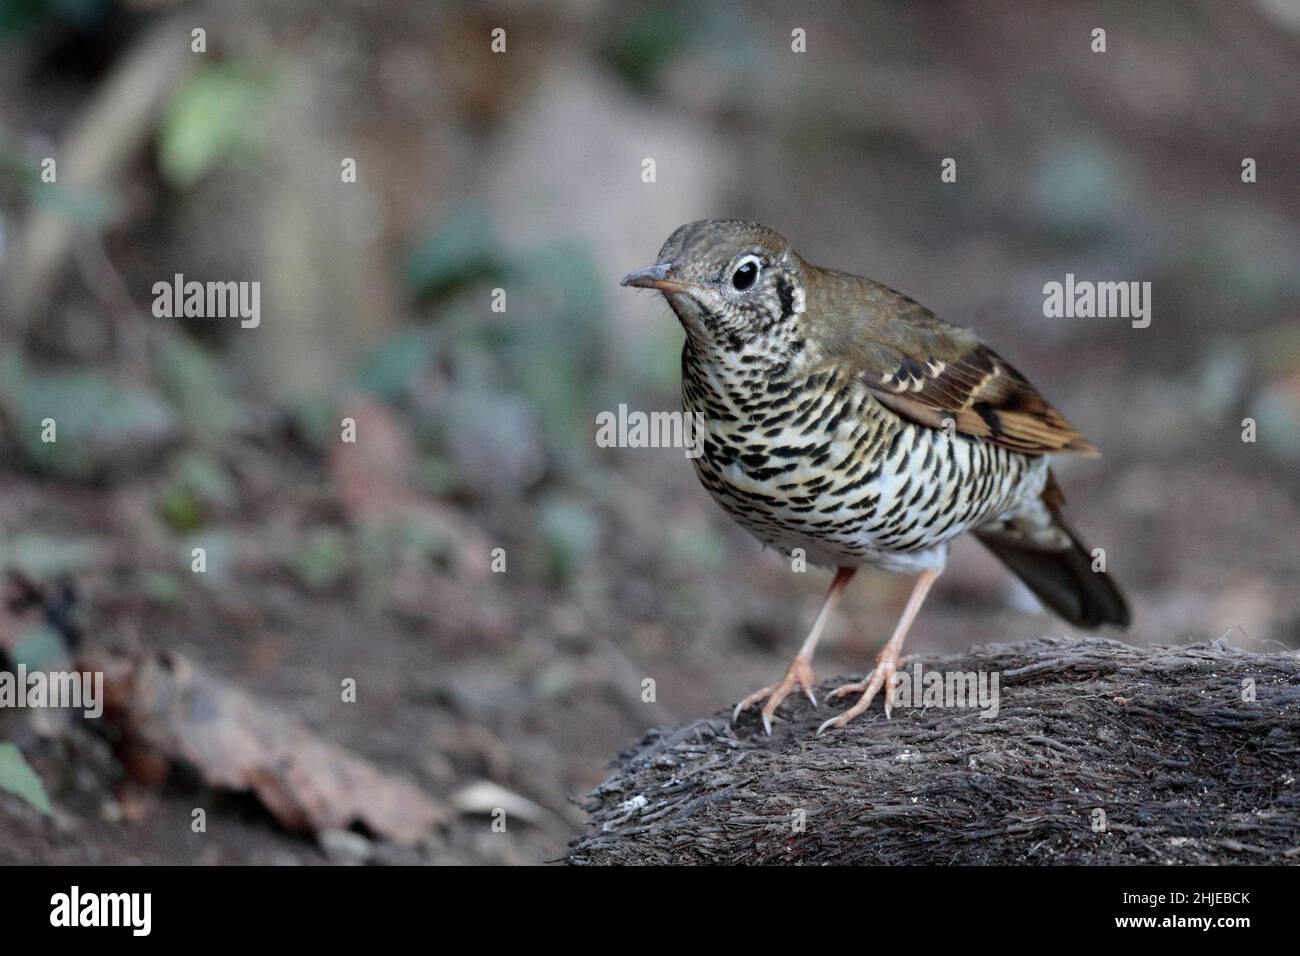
[808,270,1099,457]
[864,339,1100,457]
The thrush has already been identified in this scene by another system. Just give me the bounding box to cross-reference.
[622,220,1130,735]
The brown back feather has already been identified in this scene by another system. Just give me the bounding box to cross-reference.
[806,266,1098,458]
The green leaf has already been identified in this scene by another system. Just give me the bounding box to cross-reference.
[152,330,240,443]
[137,569,183,604]
[8,367,178,479]
[0,0,111,38]
[354,327,439,401]
[158,63,276,187]
[604,4,692,92]
[403,205,500,300]
[0,532,102,576]
[8,623,71,673]
[290,529,352,591]
[156,451,237,532]
[537,496,599,584]
[0,743,52,816]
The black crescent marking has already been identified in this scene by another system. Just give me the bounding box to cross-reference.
[776,277,797,319]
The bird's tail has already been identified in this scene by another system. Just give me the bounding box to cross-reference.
[974,472,1130,629]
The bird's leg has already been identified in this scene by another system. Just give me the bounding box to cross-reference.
[818,569,939,734]
[732,566,856,735]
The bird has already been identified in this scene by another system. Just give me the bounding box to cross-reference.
[621,219,1129,735]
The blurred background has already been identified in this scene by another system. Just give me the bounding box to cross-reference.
[0,0,1298,864]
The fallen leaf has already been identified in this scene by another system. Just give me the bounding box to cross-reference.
[85,648,445,845]
[450,779,560,830]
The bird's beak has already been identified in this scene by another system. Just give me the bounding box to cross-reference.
[621,263,692,294]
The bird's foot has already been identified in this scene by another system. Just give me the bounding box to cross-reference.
[817,651,901,735]
[732,656,818,735]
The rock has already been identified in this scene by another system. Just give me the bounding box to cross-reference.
[319,828,374,865]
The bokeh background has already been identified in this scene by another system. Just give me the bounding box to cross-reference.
[1,0,1298,864]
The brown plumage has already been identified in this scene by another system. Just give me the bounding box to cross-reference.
[807,266,1100,457]
[622,219,1129,734]
[974,471,1128,629]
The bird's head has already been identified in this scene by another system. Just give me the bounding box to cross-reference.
[622,220,807,359]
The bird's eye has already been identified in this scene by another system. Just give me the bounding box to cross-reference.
[731,256,761,292]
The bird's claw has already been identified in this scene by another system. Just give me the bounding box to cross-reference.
[825,679,868,702]
[817,657,899,734]
[815,714,842,736]
[732,693,768,726]
[732,656,817,735]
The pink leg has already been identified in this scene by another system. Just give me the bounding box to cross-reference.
[732,567,856,735]
[817,569,939,734]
